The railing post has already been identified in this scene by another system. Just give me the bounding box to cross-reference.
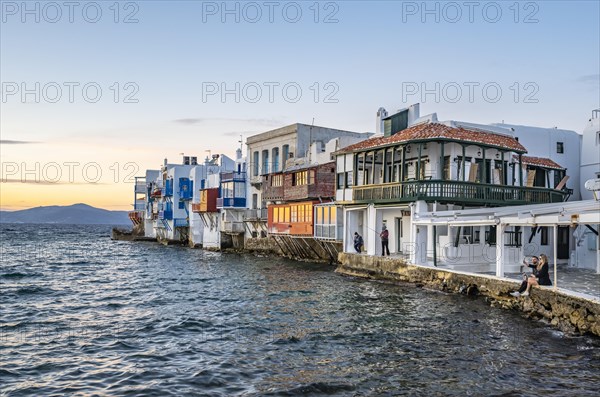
[553,225,558,290]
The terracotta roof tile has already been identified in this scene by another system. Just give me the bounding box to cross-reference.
[337,122,527,153]
[515,155,565,170]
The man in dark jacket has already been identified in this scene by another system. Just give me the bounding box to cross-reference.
[380,225,390,256]
[353,232,363,253]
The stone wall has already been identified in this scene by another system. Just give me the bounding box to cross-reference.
[244,237,280,255]
[337,253,600,337]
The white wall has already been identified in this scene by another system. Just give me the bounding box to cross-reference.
[492,123,582,199]
[202,213,221,249]
[580,115,600,200]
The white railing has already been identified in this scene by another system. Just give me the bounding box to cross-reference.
[222,221,245,233]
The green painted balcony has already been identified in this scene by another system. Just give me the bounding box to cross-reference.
[352,180,568,206]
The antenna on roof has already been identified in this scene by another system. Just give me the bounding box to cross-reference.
[238,134,243,152]
[308,118,314,162]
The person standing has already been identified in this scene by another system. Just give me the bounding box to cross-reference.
[353,232,364,253]
[380,225,390,256]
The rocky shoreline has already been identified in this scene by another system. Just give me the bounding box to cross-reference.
[337,253,600,337]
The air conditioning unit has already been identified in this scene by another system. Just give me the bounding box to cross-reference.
[183,156,190,165]
[191,156,198,165]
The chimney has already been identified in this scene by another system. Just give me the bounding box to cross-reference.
[376,107,388,134]
[408,103,420,126]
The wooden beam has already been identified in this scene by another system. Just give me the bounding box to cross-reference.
[462,145,466,182]
[417,143,423,180]
[440,141,445,180]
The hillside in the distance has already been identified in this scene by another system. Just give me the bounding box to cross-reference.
[0,203,130,225]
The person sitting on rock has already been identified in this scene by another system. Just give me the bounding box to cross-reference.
[511,256,539,297]
[521,254,552,296]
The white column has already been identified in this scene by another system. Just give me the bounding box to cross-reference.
[367,204,377,256]
[344,209,350,252]
[427,225,434,256]
[411,201,429,265]
[597,230,600,274]
[495,224,506,277]
[553,225,558,290]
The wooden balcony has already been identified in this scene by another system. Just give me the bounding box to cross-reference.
[352,180,568,206]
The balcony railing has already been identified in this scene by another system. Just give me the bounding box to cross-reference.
[134,182,147,193]
[352,180,568,206]
[174,218,189,228]
[314,224,339,240]
[243,208,268,221]
[217,197,247,208]
[222,221,245,233]
[250,175,263,186]
[221,171,246,182]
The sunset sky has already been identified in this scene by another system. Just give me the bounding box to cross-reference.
[1,1,599,210]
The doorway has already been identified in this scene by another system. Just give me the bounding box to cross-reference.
[395,217,403,253]
[557,226,570,260]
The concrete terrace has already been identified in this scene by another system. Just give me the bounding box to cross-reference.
[355,252,600,302]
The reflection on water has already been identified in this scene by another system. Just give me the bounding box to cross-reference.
[1,224,599,396]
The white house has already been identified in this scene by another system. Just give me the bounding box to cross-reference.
[580,109,600,201]
[490,122,582,200]
[147,157,199,243]
[335,106,572,272]
[191,153,236,249]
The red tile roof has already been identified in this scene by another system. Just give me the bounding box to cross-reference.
[515,155,565,170]
[337,122,527,153]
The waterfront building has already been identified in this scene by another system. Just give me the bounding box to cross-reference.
[580,109,600,201]
[146,157,200,243]
[217,149,247,249]
[191,153,239,249]
[334,105,573,272]
[489,122,582,200]
[129,169,160,237]
[244,123,371,244]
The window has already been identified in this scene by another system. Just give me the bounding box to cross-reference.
[540,227,548,246]
[556,142,564,153]
[346,171,354,187]
[273,207,279,223]
[272,147,280,172]
[486,226,497,245]
[291,205,298,222]
[293,171,308,186]
[282,145,290,162]
[221,182,233,198]
[462,227,479,244]
[234,181,245,197]
[337,173,345,189]
[271,174,283,187]
[253,151,259,176]
[261,150,269,174]
[443,156,451,179]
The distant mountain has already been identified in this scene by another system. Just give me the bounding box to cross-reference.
[0,203,130,225]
